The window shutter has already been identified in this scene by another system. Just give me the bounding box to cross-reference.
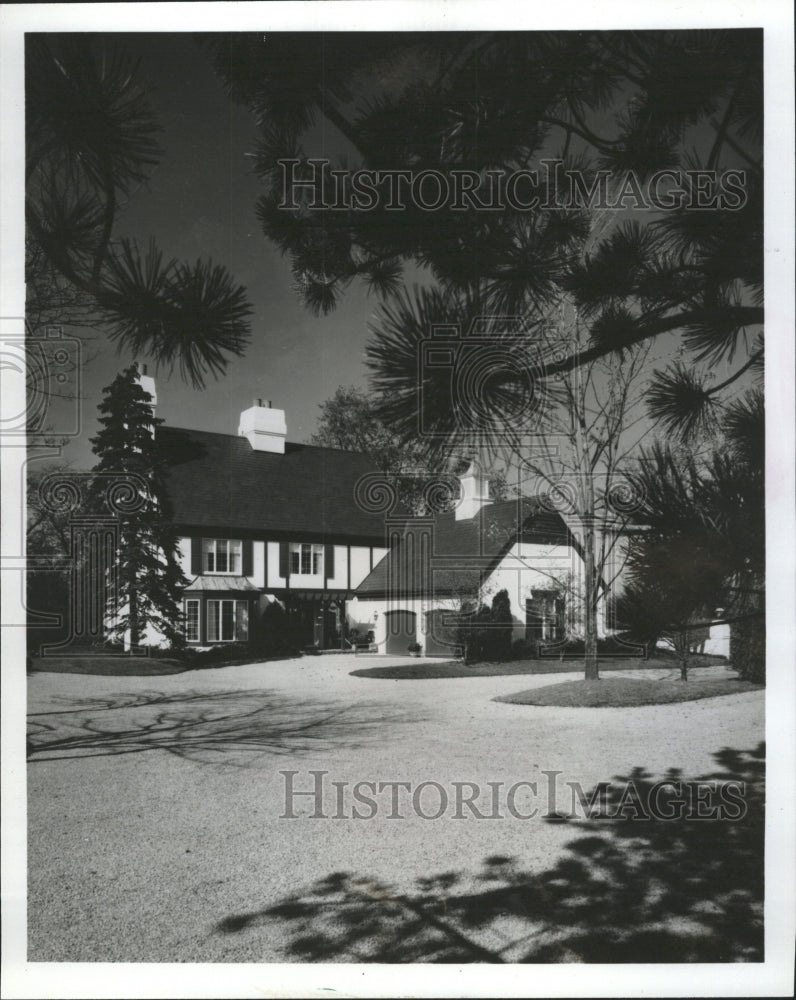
[279,542,289,580]
[242,539,253,577]
[191,537,202,576]
[325,544,334,582]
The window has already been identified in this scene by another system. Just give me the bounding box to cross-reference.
[185,599,200,642]
[526,591,565,641]
[290,542,323,576]
[203,538,242,575]
[207,599,249,642]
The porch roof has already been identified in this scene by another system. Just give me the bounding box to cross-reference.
[184,576,259,592]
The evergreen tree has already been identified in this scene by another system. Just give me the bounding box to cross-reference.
[490,589,514,663]
[205,29,762,432]
[623,389,764,682]
[89,366,188,649]
[27,36,252,386]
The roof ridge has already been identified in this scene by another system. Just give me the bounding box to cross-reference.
[159,425,369,457]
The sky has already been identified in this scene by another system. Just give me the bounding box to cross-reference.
[32,28,761,475]
[53,32,382,468]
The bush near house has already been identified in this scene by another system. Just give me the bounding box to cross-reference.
[731,617,765,685]
[254,601,304,656]
[456,590,515,664]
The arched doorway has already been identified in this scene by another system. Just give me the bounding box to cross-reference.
[384,609,417,654]
[424,608,459,656]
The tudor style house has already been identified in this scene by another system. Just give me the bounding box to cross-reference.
[349,462,587,656]
[135,369,600,656]
[149,382,390,650]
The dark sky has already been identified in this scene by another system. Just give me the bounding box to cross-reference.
[46,29,760,471]
[58,32,379,468]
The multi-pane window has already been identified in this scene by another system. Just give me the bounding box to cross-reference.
[526,590,564,641]
[207,599,249,642]
[290,543,323,576]
[184,599,200,642]
[203,538,242,574]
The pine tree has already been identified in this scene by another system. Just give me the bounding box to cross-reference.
[89,366,188,649]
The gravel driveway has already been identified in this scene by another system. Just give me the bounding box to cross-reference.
[27,655,764,962]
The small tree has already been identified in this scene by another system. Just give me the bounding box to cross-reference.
[616,577,711,682]
[89,367,188,649]
[625,390,764,683]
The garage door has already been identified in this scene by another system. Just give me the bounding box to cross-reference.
[384,609,417,654]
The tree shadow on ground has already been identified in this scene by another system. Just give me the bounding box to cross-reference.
[27,690,418,766]
[215,744,764,962]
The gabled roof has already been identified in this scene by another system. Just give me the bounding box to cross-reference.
[355,498,573,599]
[158,426,386,541]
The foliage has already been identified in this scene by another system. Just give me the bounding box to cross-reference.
[623,389,764,682]
[26,35,252,385]
[205,30,765,681]
[615,576,712,681]
[207,29,763,434]
[730,618,765,685]
[489,589,514,662]
[254,601,304,656]
[89,366,189,649]
[456,589,514,664]
[311,385,510,511]
[26,461,76,653]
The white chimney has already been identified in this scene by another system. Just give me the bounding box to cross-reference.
[238,397,287,453]
[133,360,157,410]
[455,459,493,520]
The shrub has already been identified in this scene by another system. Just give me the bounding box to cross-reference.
[731,616,765,684]
[490,589,514,661]
[512,638,537,660]
[255,601,303,655]
[456,594,514,664]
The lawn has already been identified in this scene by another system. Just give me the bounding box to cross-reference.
[28,655,189,676]
[349,653,726,680]
[28,651,302,675]
[496,676,762,708]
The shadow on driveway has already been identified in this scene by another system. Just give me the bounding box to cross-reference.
[215,744,764,962]
[27,689,419,765]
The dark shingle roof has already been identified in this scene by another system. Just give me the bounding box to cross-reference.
[355,498,572,598]
[158,426,386,541]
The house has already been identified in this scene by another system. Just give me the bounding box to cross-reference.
[139,373,390,650]
[349,463,588,656]
[134,369,595,655]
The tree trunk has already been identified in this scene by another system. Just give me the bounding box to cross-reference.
[129,585,139,649]
[583,520,599,680]
[679,652,688,681]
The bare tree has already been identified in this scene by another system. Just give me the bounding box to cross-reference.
[497,298,654,678]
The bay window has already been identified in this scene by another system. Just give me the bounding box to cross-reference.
[184,599,200,643]
[207,599,249,642]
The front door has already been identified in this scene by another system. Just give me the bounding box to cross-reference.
[424,608,459,656]
[384,609,417,654]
